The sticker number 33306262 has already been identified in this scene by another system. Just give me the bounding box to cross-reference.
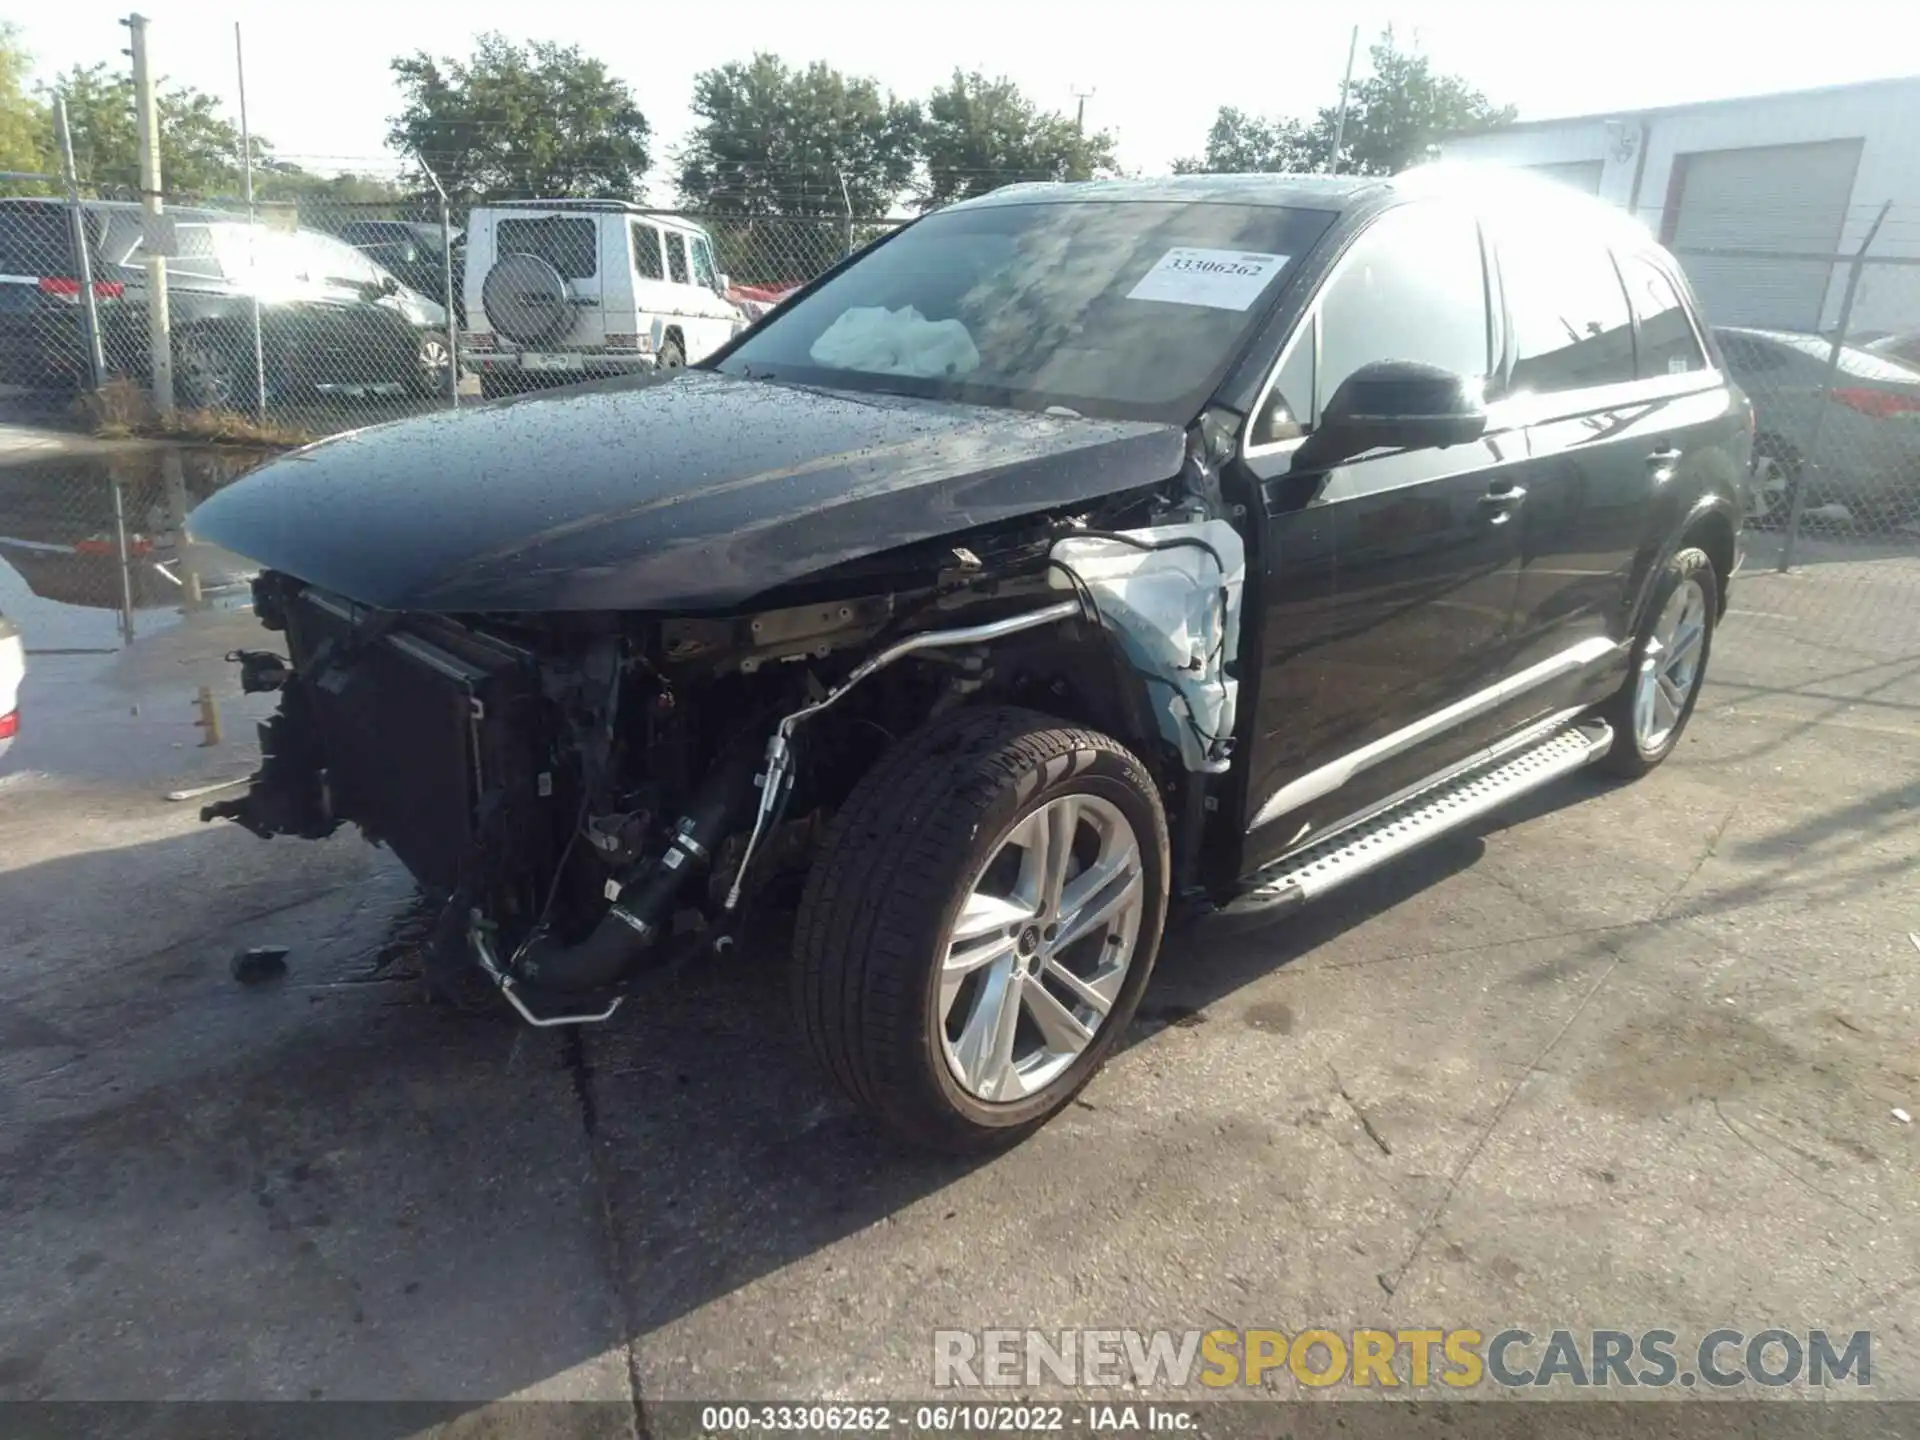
[1127,248,1291,311]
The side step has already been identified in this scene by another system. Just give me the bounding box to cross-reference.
[1225,721,1614,917]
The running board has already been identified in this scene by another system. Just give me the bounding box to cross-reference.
[1224,721,1614,917]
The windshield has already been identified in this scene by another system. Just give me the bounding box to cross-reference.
[718,200,1337,422]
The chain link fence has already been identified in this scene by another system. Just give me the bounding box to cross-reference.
[1671,203,1920,642]
[1,173,896,440]
[7,163,1919,657]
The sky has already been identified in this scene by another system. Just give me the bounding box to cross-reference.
[17,0,1920,195]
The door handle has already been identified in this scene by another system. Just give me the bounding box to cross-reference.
[1479,484,1525,525]
[1647,447,1682,470]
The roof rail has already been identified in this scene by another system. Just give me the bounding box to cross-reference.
[483,198,654,215]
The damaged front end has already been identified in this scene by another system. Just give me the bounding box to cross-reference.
[206,501,1244,1028]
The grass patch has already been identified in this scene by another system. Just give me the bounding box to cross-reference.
[75,379,312,448]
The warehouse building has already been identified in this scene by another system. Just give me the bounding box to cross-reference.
[1440,77,1920,336]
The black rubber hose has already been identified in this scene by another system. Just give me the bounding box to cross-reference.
[515,744,763,993]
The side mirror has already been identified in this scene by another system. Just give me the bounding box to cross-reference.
[1295,360,1488,467]
[715,271,731,295]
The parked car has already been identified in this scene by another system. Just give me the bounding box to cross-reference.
[101,210,454,408]
[0,198,126,391]
[0,609,21,764]
[333,218,463,311]
[1715,326,1920,525]
[1866,331,1920,370]
[726,281,802,322]
[460,200,743,396]
[191,171,1747,1152]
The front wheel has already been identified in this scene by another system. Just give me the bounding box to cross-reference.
[793,707,1169,1151]
[1596,546,1717,778]
[411,333,453,398]
[174,328,245,412]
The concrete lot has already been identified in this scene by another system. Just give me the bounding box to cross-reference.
[0,436,1915,1421]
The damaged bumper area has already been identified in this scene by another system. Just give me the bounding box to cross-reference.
[207,519,1242,1027]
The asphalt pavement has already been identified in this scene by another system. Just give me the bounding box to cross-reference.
[0,425,1915,1426]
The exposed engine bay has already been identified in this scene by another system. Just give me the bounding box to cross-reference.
[205,498,1243,1027]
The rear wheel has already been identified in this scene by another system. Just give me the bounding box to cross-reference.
[1596,546,1717,778]
[175,328,245,412]
[1747,438,1800,526]
[793,706,1168,1151]
[411,333,452,398]
[656,337,685,371]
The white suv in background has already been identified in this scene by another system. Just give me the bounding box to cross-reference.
[461,201,744,397]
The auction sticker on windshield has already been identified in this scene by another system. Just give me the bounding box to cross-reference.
[1127,248,1290,311]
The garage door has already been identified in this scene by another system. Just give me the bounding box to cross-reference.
[1526,160,1604,194]
[1665,138,1863,330]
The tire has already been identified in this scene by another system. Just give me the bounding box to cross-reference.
[175,327,245,412]
[1596,546,1717,779]
[1747,439,1800,527]
[411,333,452,399]
[793,706,1169,1151]
[656,338,685,371]
[481,253,572,348]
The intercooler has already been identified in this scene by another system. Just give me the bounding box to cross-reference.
[285,588,551,896]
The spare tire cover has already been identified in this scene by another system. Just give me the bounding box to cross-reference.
[482,252,572,347]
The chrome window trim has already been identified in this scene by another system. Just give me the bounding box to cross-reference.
[1247,635,1622,833]
[1242,201,1496,463]
[1243,319,1316,460]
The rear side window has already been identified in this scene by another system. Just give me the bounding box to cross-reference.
[1499,225,1636,393]
[497,216,596,279]
[1314,203,1491,418]
[0,203,78,275]
[1717,334,1787,374]
[129,223,226,281]
[1621,255,1707,378]
[665,231,690,285]
[632,223,664,280]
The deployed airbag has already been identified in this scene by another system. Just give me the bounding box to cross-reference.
[809,305,981,378]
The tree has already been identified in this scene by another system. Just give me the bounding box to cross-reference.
[1171,106,1321,176]
[252,162,409,206]
[0,23,48,179]
[918,71,1116,211]
[45,62,259,197]
[1322,31,1515,175]
[388,34,650,202]
[677,54,920,219]
[1176,31,1512,178]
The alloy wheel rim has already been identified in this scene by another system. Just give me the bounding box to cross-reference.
[1751,455,1791,521]
[1633,577,1708,753]
[938,792,1144,1103]
[179,341,235,409]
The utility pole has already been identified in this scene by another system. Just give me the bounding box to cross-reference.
[123,13,173,413]
[1070,87,1095,135]
[1328,25,1360,175]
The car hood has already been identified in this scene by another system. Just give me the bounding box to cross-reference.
[187,372,1184,613]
